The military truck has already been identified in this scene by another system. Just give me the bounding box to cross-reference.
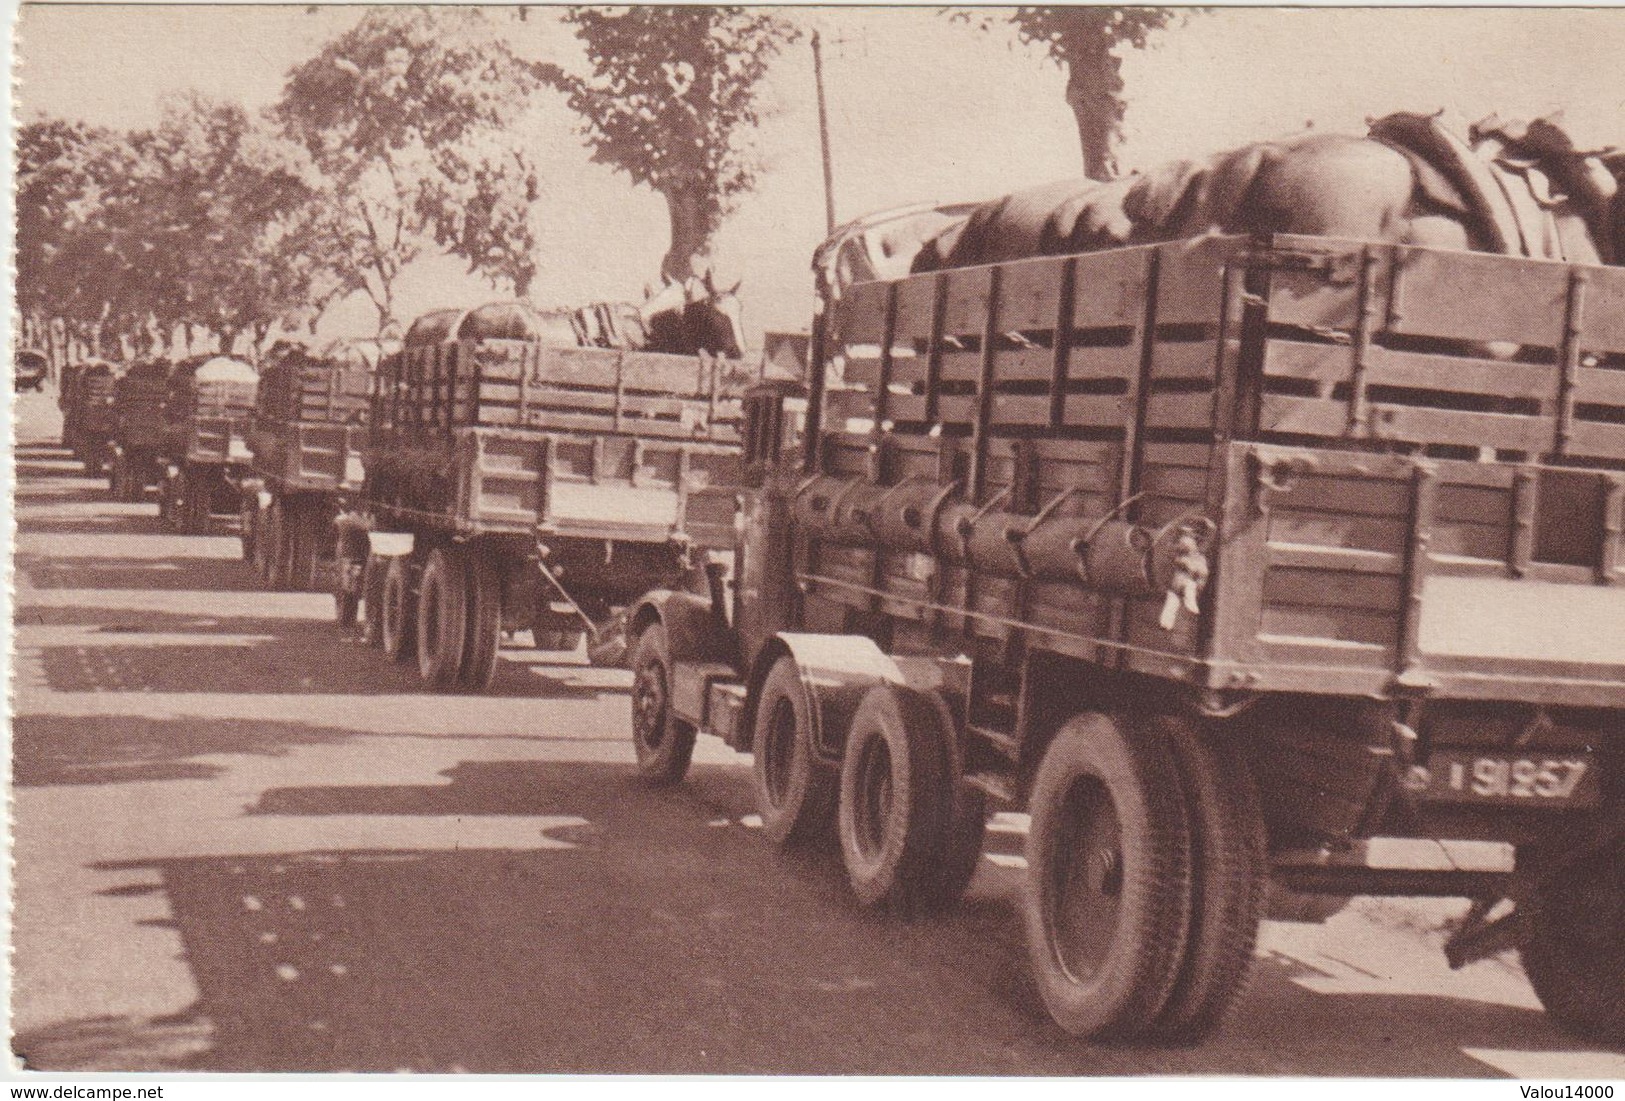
[157,355,258,534]
[332,302,747,691]
[621,234,1625,1044]
[60,359,119,476]
[241,342,373,591]
[108,359,171,502]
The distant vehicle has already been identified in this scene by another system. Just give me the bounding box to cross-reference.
[14,349,48,392]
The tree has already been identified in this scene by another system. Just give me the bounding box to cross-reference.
[277,7,547,329]
[136,92,331,354]
[958,8,1180,181]
[538,7,800,282]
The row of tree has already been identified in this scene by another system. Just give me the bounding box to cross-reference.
[17,7,1178,366]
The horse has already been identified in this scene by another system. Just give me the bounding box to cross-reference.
[910,112,1623,275]
[573,270,746,360]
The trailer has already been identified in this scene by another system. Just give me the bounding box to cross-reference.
[107,359,171,502]
[156,355,258,534]
[622,233,1625,1044]
[60,359,119,476]
[241,343,373,591]
[333,302,747,691]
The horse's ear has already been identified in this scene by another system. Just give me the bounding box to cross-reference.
[726,278,742,297]
[643,283,654,301]
[701,267,717,296]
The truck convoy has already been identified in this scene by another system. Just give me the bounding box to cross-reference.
[156,355,258,534]
[619,233,1625,1044]
[330,302,748,690]
[107,358,170,502]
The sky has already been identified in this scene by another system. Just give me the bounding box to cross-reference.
[12,4,1625,345]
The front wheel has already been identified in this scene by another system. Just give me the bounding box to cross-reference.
[459,552,502,691]
[628,624,697,786]
[1024,712,1193,1040]
[1517,840,1625,1046]
[751,656,837,847]
[381,557,417,664]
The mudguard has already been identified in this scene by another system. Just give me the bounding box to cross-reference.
[627,590,736,666]
[367,532,415,558]
[746,633,969,762]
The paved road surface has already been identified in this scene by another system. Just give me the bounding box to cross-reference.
[9,389,1624,1076]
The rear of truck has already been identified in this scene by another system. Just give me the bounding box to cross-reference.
[158,357,258,533]
[244,346,372,592]
[343,303,745,691]
[630,232,1624,1044]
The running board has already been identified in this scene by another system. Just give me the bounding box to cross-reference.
[1273,837,1513,898]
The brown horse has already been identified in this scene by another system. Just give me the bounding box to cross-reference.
[911,112,1622,275]
[577,271,746,359]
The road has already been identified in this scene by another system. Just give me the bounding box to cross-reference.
[8,389,1624,1077]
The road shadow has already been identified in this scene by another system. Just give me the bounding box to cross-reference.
[15,758,1609,1075]
[11,714,356,786]
[19,555,266,594]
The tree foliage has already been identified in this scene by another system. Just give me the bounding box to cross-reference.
[538,7,800,281]
[957,7,1180,181]
[277,7,547,321]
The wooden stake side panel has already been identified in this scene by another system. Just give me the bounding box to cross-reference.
[364,426,741,546]
[388,339,748,444]
[249,422,364,491]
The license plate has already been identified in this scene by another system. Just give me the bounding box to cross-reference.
[1408,749,1601,807]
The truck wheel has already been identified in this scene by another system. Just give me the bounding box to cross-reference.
[1517,841,1625,1046]
[108,453,125,500]
[1150,717,1267,1042]
[262,499,291,590]
[629,623,697,786]
[1025,712,1193,1040]
[459,553,502,691]
[287,502,321,592]
[381,557,417,664]
[159,471,180,530]
[238,496,257,561]
[751,656,837,847]
[416,546,468,690]
[253,499,276,584]
[179,470,211,534]
[837,684,953,910]
[362,556,387,648]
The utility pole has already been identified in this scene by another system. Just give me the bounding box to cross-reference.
[811,30,836,236]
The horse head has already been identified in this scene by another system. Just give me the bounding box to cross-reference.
[682,269,746,360]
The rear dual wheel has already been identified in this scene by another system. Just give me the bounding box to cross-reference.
[416,546,468,690]
[460,552,502,691]
[1517,840,1625,1046]
[836,684,987,913]
[362,555,388,648]
[1024,713,1266,1042]
[381,557,417,664]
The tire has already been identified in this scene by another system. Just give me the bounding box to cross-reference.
[179,469,211,535]
[837,684,953,910]
[1024,712,1193,1040]
[381,557,417,664]
[158,471,179,530]
[459,552,502,691]
[751,656,838,847]
[108,453,126,500]
[362,555,387,648]
[1150,718,1268,1042]
[416,546,468,689]
[912,691,987,913]
[239,496,257,561]
[288,501,326,592]
[628,624,697,786]
[262,499,291,590]
[1517,841,1625,1046]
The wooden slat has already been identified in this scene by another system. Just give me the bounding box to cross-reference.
[1150,339,1220,382]
[1062,394,1131,429]
[1264,341,1560,401]
[1145,390,1216,431]
[1268,510,1410,553]
[993,346,1057,383]
[893,277,937,342]
[942,267,994,335]
[1264,567,1403,612]
[1388,248,1572,347]
[1072,245,1153,328]
[1575,365,1625,407]
[988,394,1053,426]
[998,254,1067,331]
[1068,343,1141,382]
[1260,394,1554,451]
[835,282,890,344]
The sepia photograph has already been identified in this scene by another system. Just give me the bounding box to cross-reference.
[6,1,1625,1085]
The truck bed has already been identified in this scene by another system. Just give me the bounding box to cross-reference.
[805,233,1625,706]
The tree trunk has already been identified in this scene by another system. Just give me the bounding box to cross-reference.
[1064,46,1126,183]
[661,187,714,284]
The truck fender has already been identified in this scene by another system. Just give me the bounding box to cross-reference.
[742,633,954,762]
[366,532,416,559]
[626,590,735,666]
